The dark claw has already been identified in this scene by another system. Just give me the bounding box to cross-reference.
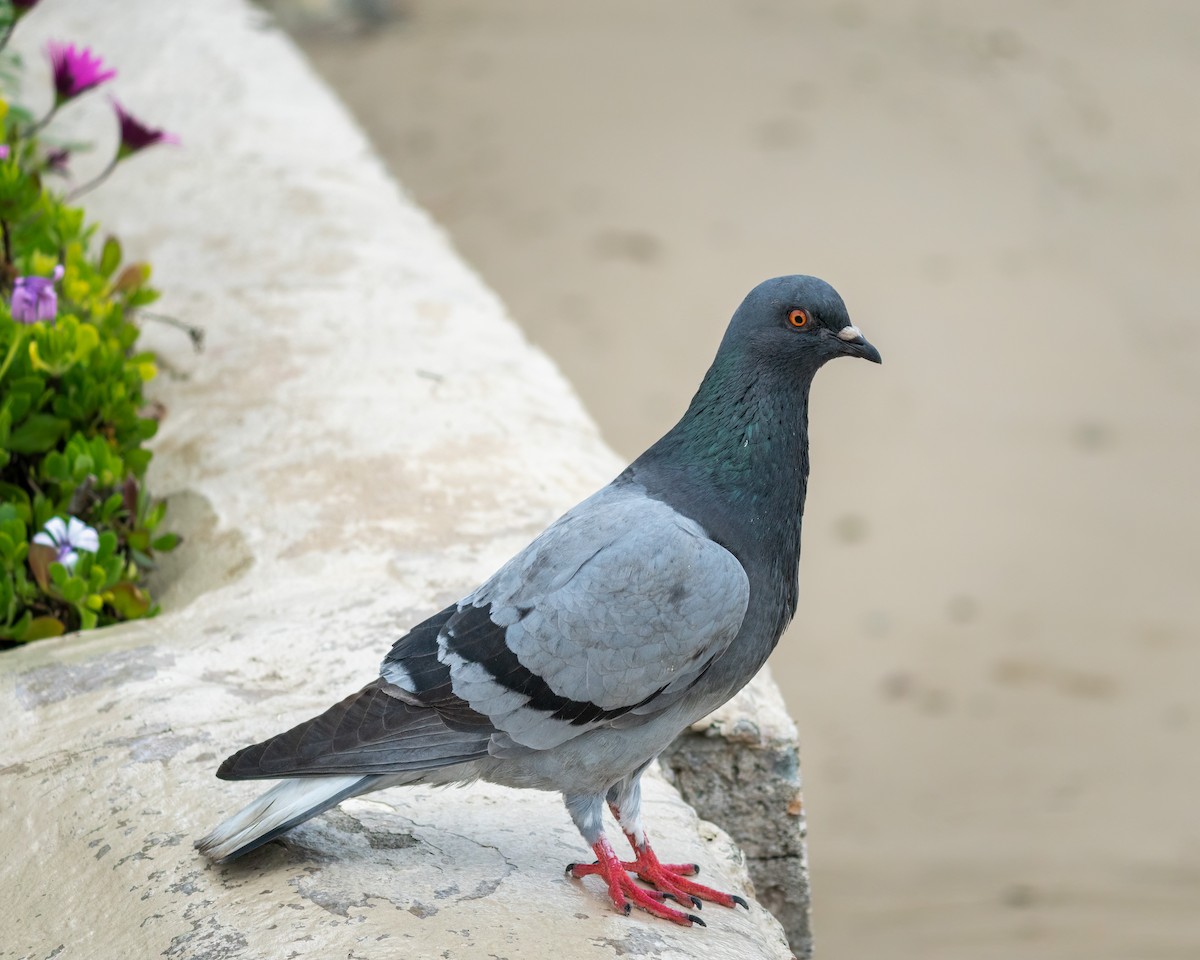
[688,914,706,927]
[732,895,749,910]
[623,903,632,916]
[689,895,703,909]
[691,863,701,875]
[565,863,577,874]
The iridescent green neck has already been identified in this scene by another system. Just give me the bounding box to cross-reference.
[645,351,811,500]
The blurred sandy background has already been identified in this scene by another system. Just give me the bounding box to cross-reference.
[269,2,1199,957]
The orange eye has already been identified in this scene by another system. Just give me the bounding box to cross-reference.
[788,308,809,328]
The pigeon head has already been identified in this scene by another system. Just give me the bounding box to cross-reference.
[634,274,881,526]
[719,274,882,373]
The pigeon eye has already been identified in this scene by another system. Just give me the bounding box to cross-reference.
[788,309,809,328]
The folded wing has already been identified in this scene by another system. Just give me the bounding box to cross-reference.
[219,483,750,778]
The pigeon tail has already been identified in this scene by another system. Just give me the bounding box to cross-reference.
[195,774,379,862]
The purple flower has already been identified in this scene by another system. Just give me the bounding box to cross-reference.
[13,0,42,12]
[47,42,116,105]
[113,98,179,160]
[44,146,70,174]
[32,516,100,572]
[10,265,64,324]
[0,145,9,160]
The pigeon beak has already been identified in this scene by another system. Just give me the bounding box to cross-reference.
[836,325,882,364]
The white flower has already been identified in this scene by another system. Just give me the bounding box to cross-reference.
[32,516,100,571]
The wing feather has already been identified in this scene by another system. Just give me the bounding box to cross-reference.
[438,484,750,750]
[217,678,491,779]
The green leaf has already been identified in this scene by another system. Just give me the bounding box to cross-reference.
[151,532,181,552]
[125,447,151,477]
[99,235,122,278]
[146,499,167,530]
[21,615,65,641]
[0,158,41,220]
[73,551,93,579]
[8,413,69,454]
[48,560,69,588]
[1,610,32,641]
[0,572,14,627]
[107,581,150,619]
[71,453,95,480]
[99,556,123,589]
[95,531,117,563]
[60,576,85,604]
[127,288,161,308]
[41,450,70,482]
[98,492,124,521]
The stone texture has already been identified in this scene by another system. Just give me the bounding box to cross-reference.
[0,1,801,958]
[660,667,812,958]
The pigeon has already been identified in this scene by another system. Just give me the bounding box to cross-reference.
[197,274,881,926]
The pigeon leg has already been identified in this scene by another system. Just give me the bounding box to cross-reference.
[567,833,703,926]
[605,783,749,912]
[603,800,699,877]
[616,828,749,912]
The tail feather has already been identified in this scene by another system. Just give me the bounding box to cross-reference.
[196,774,378,862]
[216,679,491,780]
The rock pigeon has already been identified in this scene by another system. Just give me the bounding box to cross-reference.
[197,274,881,926]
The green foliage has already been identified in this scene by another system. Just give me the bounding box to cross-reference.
[0,43,179,645]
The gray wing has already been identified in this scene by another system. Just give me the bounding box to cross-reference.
[435,483,750,751]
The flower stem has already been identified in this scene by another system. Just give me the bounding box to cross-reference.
[0,21,14,57]
[27,104,60,136]
[0,326,27,384]
[1,218,11,273]
[64,153,119,202]
[137,310,206,353]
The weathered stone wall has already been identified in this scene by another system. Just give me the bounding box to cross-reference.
[661,670,812,957]
[0,2,807,958]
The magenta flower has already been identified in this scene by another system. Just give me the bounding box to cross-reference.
[0,145,9,160]
[10,265,64,325]
[47,42,116,105]
[63,103,179,201]
[113,99,179,159]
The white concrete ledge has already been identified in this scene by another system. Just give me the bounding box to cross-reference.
[0,2,803,957]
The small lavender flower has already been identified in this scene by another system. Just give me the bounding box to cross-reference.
[0,145,9,160]
[33,516,100,571]
[10,264,64,324]
[112,98,179,159]
[47,41,116,105]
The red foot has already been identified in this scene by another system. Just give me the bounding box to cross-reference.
[625,838,748,912]
[567,834,748,926]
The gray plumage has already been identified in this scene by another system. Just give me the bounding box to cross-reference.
[197,274,880,924]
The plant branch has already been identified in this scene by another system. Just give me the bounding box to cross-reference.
[64,153,119,202]
[136,310,206,352]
